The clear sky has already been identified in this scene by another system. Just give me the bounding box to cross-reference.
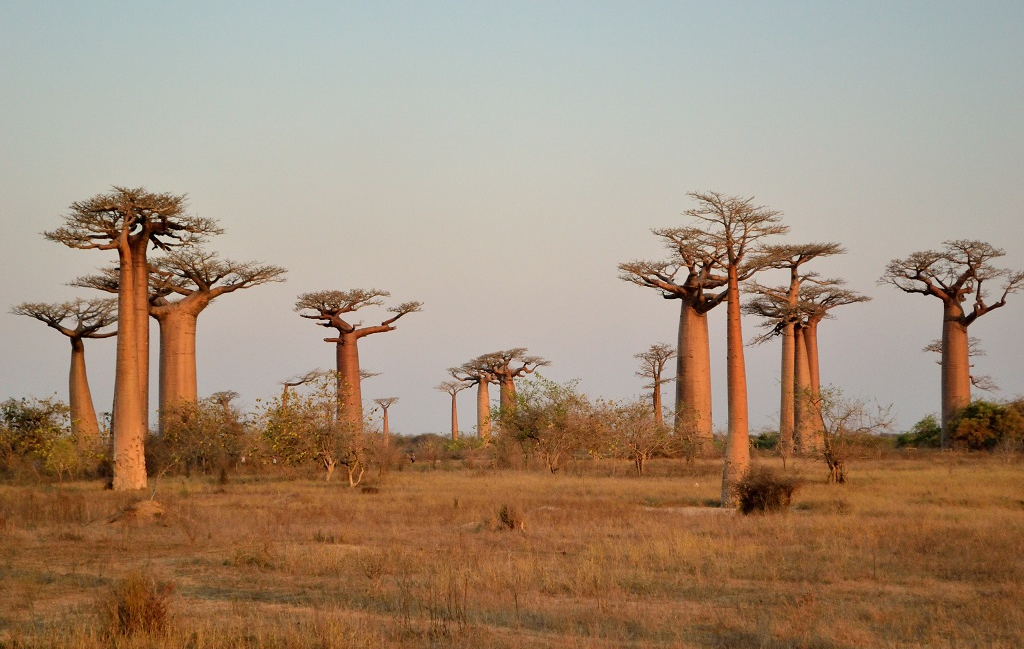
[2,1,1022,437]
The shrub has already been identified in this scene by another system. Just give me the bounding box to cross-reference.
[497,503,525,530]
[100,571,172,636]
[895,414,941,448]
[735,465,801,515]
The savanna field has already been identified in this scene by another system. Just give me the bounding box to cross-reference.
[1,453,1022,649]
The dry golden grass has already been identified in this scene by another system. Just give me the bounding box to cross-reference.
[0,453,1022,648]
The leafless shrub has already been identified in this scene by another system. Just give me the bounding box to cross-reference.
[735,465,801,514]
[99,571,172,637]
[497,503,525,530]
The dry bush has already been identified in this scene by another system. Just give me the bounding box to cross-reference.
[735,465,802,514]
[99,570,172,637]
[496,503,525,530]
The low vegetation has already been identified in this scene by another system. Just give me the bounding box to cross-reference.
[0,451,1022,648]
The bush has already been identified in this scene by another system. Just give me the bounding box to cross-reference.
[497,503,525,530]
[735,465,801,515]
[895,414,942,448]
[100,571,172,636]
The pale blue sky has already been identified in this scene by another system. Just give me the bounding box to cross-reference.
[2,1,1022,436]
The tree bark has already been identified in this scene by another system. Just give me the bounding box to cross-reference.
[499,376,517,416]
[652,382,663,428]
[68,337,100,449]
[803,317,827,434]
[721,269,750,505]
[793,325,816,455]
[675,301,713,448]
[778,319,796,461]
[940,302,971,447]
[450,394,459,440]
[382,407,390,446]
[155,308,199,431]
[130,242,151,432]
[476,380,492,441]
[111,249,147,490]
[336,334,364,426]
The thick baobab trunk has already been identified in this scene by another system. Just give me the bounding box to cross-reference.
[130,243,150,432]
[778,320,796,461]
[476,380,492,441]
[381,408,390,446]
[793,326,816,455]
[940,303,971,447]
[111,252,147,490]
[69,337,100,449]
[652,382,663,428]
[155,309,199,431]
[499,376,517,416]
[336,335,364,426]
[675,301,713,448]
[721,271,750,505]
[803,318,827,433]
[450,394,459,440]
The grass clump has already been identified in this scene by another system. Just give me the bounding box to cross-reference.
[736,465,801,514]
[497,503,525,530]
[100,570,172,637]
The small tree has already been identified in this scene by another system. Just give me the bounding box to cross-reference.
[260,373,368,485]
[608,399,671,476]
[634,343,675,427]
[500,376,592,473]
[814,387,893,484]
[0,396,75,480]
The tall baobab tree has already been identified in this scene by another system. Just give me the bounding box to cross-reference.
[746,278,869,456]
[677,191,789,504]
[757,243,844,458]
[45,187,220,490]
[77,250,286,431]
[296,290,422,426]
[924,338,998,392]
[11,298,117,449]
[436,380,471,440]
[449,363,498,441]
[880,240,1023,447]
[373,397,398,445]
[472,348,549,416]
[634,343,675,427]
[619,233,729,448]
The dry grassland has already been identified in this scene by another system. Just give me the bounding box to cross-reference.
[0,454,1022,648]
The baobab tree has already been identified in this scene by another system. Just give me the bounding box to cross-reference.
[619,234,729,448]
[449,363,498,441]
[11,298,117,449]
[78,250,286,431]
[746,243,845,459]
[675,191,789,504]
[295,289,422,426]
[435,380,471,440]
[45,187,220,490]
[373,397,398,445]
[634,343,675,427]
[880,240,1023,447]
[746,279,869,456]
[924,338,998,392]
[472,349,549,416]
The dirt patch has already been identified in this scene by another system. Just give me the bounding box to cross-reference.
[108,499,166,524]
